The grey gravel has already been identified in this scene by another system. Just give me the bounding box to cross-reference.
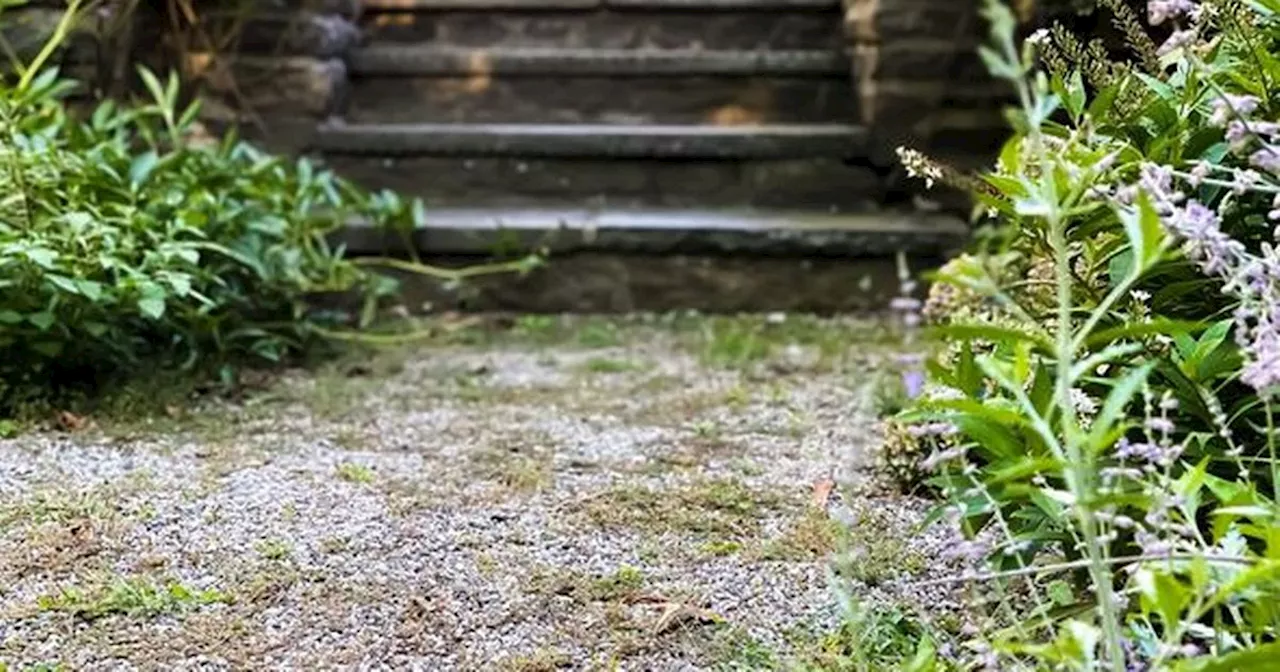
[0,318,971,670]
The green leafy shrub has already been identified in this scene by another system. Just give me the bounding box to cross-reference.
[846,0,1280,669]
[0,65,408,409]
[0,4,535,412]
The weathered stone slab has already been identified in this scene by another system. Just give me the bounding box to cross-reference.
[376,252,920,313]
[336,207,966,257]
[319,155,884,210]
[345,74,856,125]
[203,12,360,57]
[362,0,840,7]
[359,9,842,50]
[312,123,866,158]
[263,0,363,16]
[347,45,846,76]
[186,55,347,117]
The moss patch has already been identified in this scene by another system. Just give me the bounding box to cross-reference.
[571,479,789,538]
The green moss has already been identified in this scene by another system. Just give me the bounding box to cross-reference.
[699,540,744,557]
[573,478,788,537]
[578,357,644,374]
[468,439,555,494]
[499,648,572,672]
[589,564,646,602]
[755,510,842,562]
[335,462,375,484]
[254,538,292,561]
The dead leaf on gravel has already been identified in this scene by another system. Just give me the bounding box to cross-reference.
[630,593,724,635]
[810,475,836,510]
[650,601,724,636]
[56,410,92,432]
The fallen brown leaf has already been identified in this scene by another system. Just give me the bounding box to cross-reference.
[651,601,724,636]
[810,476,836,510]
[56,410,92,432]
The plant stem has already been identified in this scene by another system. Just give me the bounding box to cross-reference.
[1044,129,1127,672]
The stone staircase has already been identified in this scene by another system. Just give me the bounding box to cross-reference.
[172,0,975,311]
[306,0,966,304]
[321,0,873,208]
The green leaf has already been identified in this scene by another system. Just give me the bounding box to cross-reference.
[1047,580,1074,606]
[1085,318,1205,349]
[1177,642,1280,672]
[137,296,166,320]
[136,66,167,109]
[1087,361,1155,446]
[76,280,104,302]
[0,311,23,325]
[931,323,1054,353]
[903,634,937,672]
[129,151,159,189]
[1134,568,1189,629]
[1122,192,1167,274]
[1064,70,1086,119]
[45,274,79,295]
[27,312,55,331]
[25,247,57,269]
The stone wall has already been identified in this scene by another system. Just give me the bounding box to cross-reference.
[841,0,1014,173]
[175,1,362,154]
[0,1,360,152]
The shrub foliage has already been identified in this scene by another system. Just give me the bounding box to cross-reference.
[857,0,1280,669]
[0,5,532,410]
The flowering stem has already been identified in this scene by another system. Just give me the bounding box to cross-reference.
[1050,204,1126,672]
[903,552,1257,588]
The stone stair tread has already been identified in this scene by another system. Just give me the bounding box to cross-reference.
[360,0,838,10]
[314,122,865,158]
[348,45,846,76]
[337,207,967,256]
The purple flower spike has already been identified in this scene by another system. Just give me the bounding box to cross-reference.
[902,370,925,399]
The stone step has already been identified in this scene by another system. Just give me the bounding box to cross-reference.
[345,74,855,125]
[358,6,840,51]
[312,122,865,158]
[347,45,846,76]
[361,0,839,9]
[337,207,966,257]
[327,206,956,313]
[319,155,883,211]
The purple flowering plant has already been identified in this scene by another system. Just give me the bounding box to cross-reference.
[880,1,1280,669]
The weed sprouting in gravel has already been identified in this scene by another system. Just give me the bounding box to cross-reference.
[37,576,229,620]
[335,462,375,485]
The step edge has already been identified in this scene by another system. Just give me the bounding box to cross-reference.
[312,122,867,158]
[347,46,848,77]
[360,0,840,11]
[334,208,968,256]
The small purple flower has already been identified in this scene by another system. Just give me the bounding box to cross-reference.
[890,297,922,312]
[1210,94,1261,127]
[902,370,925,399]
[1188,161,1210,187]
[1250,145,1280,174]
[1149,0,1200,26]
[921,446,966,471]
[1157,29,1197,56]
[1241,323,1280,392]
[1227,121,1253,152]
[906,422,955,437]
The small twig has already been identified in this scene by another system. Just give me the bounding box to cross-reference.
[351,256,538,281]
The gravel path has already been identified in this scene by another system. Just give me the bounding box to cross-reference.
[0,316,967,671]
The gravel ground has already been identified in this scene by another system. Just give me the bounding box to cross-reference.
[0,316,970,671]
